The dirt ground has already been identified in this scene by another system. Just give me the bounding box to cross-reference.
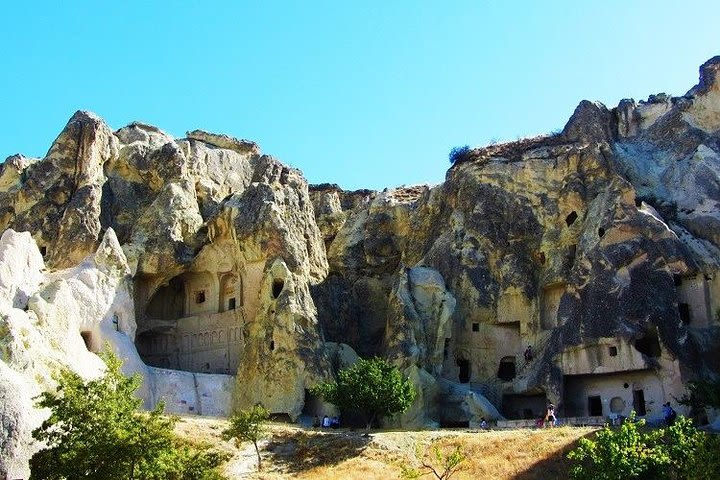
[173,416,597,479]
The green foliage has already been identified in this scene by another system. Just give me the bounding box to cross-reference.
[29,349,225,480]
[401,443,465,480]
[567,413,720,480]
[310,357,416,428]
[678,379,720,411]
[448,145,472,164]
[222,405,270,471]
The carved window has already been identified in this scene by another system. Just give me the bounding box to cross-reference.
[195,290,206,304]
[472,323,480,332]
[609,346,618,356]
[228,298,236,310]
[565,211,578,226]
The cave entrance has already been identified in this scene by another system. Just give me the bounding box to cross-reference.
[502,392,547,420]
[497,356,517,381]
[146,276,186,320]
[80,331,95,352]
[633,389,647,416]
[634,328,661,358]
[272,278,285,299]
[457,358,470,384]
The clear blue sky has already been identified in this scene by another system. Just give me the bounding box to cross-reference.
[1,1,718,190]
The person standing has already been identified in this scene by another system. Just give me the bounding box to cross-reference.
[662,402,677,426]
[545,403,556,427]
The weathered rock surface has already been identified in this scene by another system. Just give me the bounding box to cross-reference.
[2,57,720,474]
[310,57,720,426]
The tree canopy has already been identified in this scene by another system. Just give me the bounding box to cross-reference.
[310,357,416,429]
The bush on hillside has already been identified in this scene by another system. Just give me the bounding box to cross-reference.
[29,349,225,480]
[567,413,720,480]
[448,145,472,164]
[222,405,270,471]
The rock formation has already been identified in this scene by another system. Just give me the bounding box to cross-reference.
[2,57,720,476]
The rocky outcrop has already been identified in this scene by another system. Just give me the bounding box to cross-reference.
[2,56,720,474]
[310,57,720,426]
[0,117,332,474]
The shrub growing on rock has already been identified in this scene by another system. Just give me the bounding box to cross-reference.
[448,145,472,164]
[310,357,416,429]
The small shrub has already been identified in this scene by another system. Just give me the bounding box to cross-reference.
[401,443,465,480]
[448,145,472,164]
[222,405,270,471]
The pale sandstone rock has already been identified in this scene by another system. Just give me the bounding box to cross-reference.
[2,59,720,476]
[0,230,44,310]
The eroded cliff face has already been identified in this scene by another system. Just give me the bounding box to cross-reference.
[310,56,720,427]
[1,56,720,475]
[0,116,331,477]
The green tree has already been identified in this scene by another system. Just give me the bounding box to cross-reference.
[222,405,270,471]
[29,349,224,480]
[679,379,720,411]
[310,357,416,429]
[567,412,720,480]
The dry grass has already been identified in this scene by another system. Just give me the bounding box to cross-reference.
[172,416,597,480]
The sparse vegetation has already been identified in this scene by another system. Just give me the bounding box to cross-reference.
[567,413,720,480]
[401,443,465,479]
[222,405,270,471]
[310,357,416,429]
[448,145,472,164]
[29,349,225,480]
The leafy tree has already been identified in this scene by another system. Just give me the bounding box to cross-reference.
[222,405,270,471]
[678,379,720,411]
[29,349,224,480]
[567,412,720,480]
[310,357,416,429]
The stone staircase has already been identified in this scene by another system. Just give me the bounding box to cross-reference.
[437,377,504,423]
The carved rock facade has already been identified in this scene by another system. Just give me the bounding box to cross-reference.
[2,57,720,475]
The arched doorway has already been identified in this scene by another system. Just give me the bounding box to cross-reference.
[146,276,185,320]
[219,273,242,312]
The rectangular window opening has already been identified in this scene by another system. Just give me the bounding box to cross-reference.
[472,323,480,332]
[228,298,236,310]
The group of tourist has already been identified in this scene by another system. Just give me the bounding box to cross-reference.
[313,415,340,429]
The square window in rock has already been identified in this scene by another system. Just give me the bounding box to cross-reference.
[472,323,480,332]
[195,290,206,304]
[609,346,618,356]
[228,298,236,310]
